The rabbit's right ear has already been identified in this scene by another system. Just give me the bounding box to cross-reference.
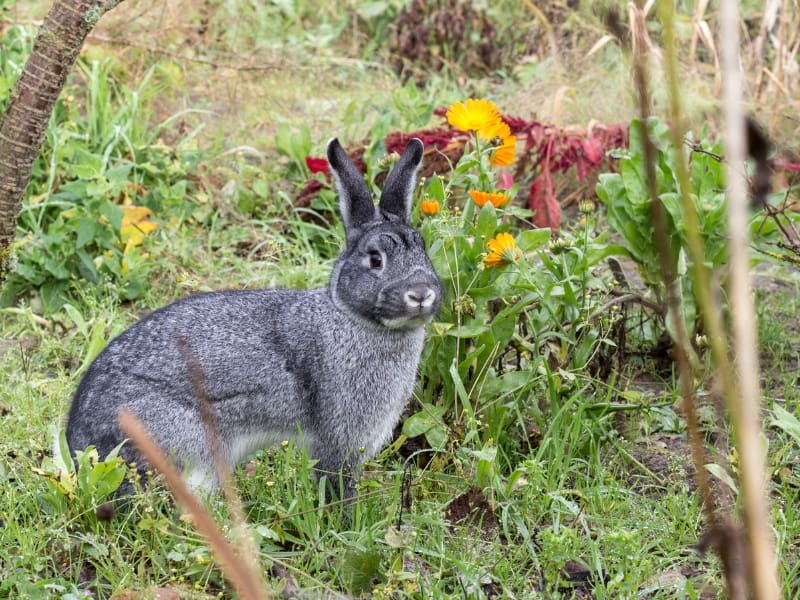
[327,138,376,232]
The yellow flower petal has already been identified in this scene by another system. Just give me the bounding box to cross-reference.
[476,118,511,141]
[446,98,501,133]
[120,205,158,248]
[484,232,519,268]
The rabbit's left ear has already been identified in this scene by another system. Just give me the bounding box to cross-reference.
[379,138,423,222]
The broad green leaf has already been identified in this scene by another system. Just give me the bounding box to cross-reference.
[76,218,100,248]
[771,405,800,447]
[426,175,446,203]
[475,203,497,239]
[516,228,551,252]
[62,303,88,337]
[89,459,126,501]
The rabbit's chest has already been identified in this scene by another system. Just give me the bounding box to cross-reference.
[330,330,424,455]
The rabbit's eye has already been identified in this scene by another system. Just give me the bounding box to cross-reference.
[368,251,383,270]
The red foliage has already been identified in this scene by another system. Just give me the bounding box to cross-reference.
[500,117,628,230]
[384,128,467,154]
[529,170,560,230]
[305,156,329,175]
[298,111,630,230]
[774,157,800,173]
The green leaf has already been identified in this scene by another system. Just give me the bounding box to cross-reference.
[424,425,448,449]
[449,359,474,420]
[620,157,647,207]
[54,429,75,476]
[475,203,497,239]
[40,280,69,313]
[771,405,800,447]
[516,228,551,252]
[69,150,103,178]
[252,178,269,199]
[402,404,448,449]
[584,243,631,265]
[705,463,737,494]
[427,175,446,203]
[76,218,100,248]
[100,202,123,231]
[481,370,535,398]
[76,249,100,283]
[88,459,126,501]
[78,321,107,375]
[62,303,88,337]
[447,323,490,338]
[357,2,389,19]
[85,178,110,199]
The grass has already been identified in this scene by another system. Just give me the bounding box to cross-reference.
[2,0,800,597]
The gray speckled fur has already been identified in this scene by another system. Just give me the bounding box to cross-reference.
[66,138,441,497]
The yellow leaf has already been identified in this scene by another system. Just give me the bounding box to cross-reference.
[120,205,158,248]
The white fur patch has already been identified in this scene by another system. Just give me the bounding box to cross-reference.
[226,430,315,466]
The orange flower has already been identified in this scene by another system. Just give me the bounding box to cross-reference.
[484,232,519,268]
[490,134,517,167]
[446,99,501,133]
[476,119,516,166]
[469,189,509,208]
[420,199,441,216]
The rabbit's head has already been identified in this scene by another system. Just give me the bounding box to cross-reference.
[327,138,442,330]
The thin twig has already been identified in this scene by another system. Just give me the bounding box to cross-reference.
[117,409,271,600]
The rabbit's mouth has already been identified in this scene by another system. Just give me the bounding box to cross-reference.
[376,281,440,329]
[380,313,436,330]
[379,302,439,330]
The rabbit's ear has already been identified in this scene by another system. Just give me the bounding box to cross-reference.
[379,138,423,222]
[327,138,376,231]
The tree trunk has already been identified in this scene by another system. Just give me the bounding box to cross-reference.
[0,0,123,285]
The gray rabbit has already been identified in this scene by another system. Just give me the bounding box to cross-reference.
[66,138,441,498]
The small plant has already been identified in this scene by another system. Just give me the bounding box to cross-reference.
[596,117,730,342]
[403,98,620,471]
[32,430,127,515]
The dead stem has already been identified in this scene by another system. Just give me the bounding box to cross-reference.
[117,409,271,600]
[176,337,266,590]
[718,0,781,596]
[629,0,745,596]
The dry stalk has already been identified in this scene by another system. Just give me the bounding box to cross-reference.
[519,0,559,66]
[658,0,780,596]
[628,1,732,592]
[688,0,710,59]
[118,409,271,600]
[176,337,266,590]
[718,0,781,597]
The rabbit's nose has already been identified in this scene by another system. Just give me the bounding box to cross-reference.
[404,286,436,308]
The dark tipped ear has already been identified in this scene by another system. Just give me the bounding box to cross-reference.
[379,138,423,222]
[327,138,376,231]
